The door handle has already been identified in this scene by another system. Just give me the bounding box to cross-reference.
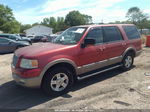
[122,43,126,46]
[98,47,106,51]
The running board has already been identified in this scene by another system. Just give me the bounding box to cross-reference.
[77,64,122,80]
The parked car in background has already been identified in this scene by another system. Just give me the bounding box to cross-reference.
[47,34,58,42]
[27,35,35,39]
[31,35,48,43]
[18,34,26,37]
[0,38,30,54]
[0,34,31,44]
[11,24,142,96]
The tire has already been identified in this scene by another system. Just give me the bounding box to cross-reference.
[29,41,32,45]
[121,53,134,71]
[42,67,74,96]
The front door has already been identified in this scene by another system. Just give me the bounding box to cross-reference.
[78,27,106,74]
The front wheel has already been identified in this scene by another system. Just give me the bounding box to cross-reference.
[42,67,74,96]
[121,53,134,71]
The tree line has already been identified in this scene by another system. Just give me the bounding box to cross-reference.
[110,7,150,31]
[0,4,149,34]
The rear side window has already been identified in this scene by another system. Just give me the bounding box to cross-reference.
[103,26,123,43]
[0,38,9,43]
[0,35,9,38]
[123,26,140,39]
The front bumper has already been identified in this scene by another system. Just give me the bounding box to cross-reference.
[12,73,41,88]
[11,65,42,88]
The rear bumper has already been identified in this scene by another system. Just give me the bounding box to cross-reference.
[136,50,142,57]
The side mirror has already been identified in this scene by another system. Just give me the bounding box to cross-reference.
[81,38,95,48]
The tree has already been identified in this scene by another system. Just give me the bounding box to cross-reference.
[65,10,92,26]
[126,7,149,30]
[83,14,92,24]
[55,17,66,32]
[41,17,65,33]
[32,22,40,26]
[0,4,20,33]
[20,24,32,33]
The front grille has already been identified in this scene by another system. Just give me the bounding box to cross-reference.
[12,55,18,67]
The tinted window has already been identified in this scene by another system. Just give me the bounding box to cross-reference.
[103,26,123,43]
[86,28,103,44]
[0,38,9,43]
[0,35,9,38]
[9,35,17,40]
[123,26,140,39]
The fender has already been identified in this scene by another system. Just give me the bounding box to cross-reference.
[39,58,78,79]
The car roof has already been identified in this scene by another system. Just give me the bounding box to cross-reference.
[0,34,16,36]
[75,24,135,28]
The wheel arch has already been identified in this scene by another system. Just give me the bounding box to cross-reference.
[122,47,136,59]
[39,58,77,86]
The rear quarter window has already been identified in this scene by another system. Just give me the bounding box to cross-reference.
[123,26,141,39]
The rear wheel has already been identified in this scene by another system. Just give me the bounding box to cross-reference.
[42,67,74,96]
[121,53,134,71]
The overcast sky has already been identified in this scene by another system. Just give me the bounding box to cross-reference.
[0,0,150,24]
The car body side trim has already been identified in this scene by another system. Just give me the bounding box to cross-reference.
[77,56,122,75]
[77,64,122,80]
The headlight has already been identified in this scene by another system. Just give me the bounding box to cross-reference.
[20,58,38,69]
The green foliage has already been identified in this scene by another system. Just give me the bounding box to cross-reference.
[65,10,92,26]
[0,4,20,33]
[32,22,40,26]
[126,7,149,29]
[20,24,32,33]
[41,17,66,33]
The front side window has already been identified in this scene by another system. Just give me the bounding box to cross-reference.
[86,28,103,44]
[123,26,140,39]
[103,26,123,43]
[53,27,87,45]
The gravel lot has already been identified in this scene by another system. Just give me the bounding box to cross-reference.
[0,47,150,111]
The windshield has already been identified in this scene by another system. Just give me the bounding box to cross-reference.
[52,27,87,45]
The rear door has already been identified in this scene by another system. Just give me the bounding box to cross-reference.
[102,26,126,64]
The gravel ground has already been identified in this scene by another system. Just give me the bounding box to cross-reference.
[0,47,150,111]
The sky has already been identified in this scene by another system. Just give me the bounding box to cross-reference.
[0,0,150,24]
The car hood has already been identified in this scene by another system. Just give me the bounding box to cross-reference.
[15,43,69,58]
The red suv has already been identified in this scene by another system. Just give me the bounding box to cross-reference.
[11,24,142,96]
